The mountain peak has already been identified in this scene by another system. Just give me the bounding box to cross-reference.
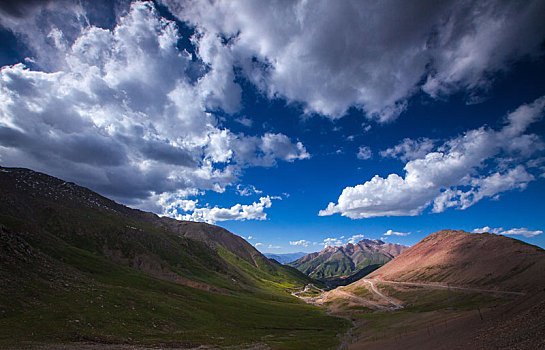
[290,237,409,287]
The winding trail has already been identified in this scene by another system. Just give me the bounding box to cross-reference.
[368,279,525,296]
[362,279,403,309]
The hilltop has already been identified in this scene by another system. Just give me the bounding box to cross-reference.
[367,229,545,292]
[0,166,348,348]
[290,239,408,287]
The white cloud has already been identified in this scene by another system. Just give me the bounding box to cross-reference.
[347,234,365,244]
[193,29,242,115]
[473,227,543,238]
[381,138,436,162]
[320,96,545,218]
[473,226,500,234]
[236,184,262,197]
[289,240,311,247]
[383,230,410,237]
[234,117,253,127]
[357,146,372,160]
[500,228,543,238]
[255,242,263,247]
[0,2,308,214]
[322,237,344,247]
[229,133,310,167]
[259,133,310,163]
[267,244,281,249]
[165,0,545,121]
[432,165,534,213]
[247,236,253,240]
[165,196,276,224]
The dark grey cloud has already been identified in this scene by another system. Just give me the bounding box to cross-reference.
[0,0,49,18]
[0,127,127,166]
[170,0,545,121]
[138,140,197,167]
[0,1,309,213]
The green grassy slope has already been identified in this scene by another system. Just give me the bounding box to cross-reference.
[0,167,348,348]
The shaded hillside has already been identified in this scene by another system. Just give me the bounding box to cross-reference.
[290,239,408,287]
[0,167,348,348]
[367,229,545,292]
[265,252,307,264]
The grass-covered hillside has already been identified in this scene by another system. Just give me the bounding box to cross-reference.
[0,167,349,349]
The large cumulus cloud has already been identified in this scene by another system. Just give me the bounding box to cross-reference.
[0,1,308,216]
[164,0,545,121]
[320,97,545,218]
[161,195,278,224]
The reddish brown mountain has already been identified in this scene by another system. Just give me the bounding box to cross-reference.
[367,229,545,292]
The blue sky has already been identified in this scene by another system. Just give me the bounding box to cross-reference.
[1,0,544,252]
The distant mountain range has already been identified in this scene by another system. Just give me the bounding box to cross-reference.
[265,252,307,264]
[0,167,347,348]
[290,239,408,287]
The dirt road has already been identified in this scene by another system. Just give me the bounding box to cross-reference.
[369,279,525,296]
[362,279,403,309]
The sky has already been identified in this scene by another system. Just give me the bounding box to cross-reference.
[1,0,544,253]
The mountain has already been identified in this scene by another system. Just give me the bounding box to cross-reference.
[367,229,545,292]
[265,252,307,264]
[290,239,408,287]
[0,167,348,348]
[337,229,545,349]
